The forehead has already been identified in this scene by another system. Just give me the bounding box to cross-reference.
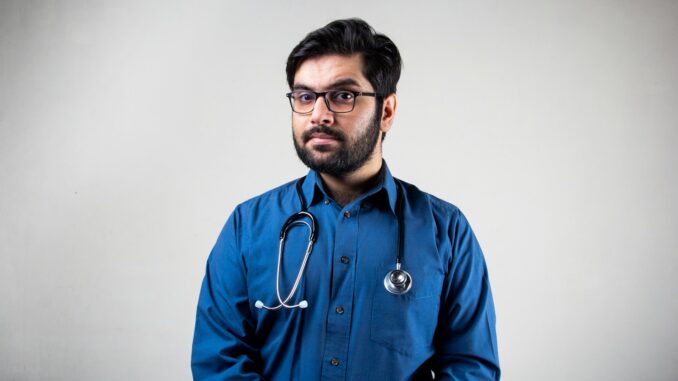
[293,54,372,90]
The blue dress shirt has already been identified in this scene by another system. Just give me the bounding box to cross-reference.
[192,163,500,380]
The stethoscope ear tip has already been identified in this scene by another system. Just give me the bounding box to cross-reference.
[255,300,264,309]
[299,300,308,309]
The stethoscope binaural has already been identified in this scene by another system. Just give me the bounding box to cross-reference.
[255,177,412,311]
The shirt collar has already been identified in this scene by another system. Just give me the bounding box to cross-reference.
[300,160,398,215]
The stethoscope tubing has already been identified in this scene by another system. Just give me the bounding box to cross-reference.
[256,220,314,310]
[255,176,412,311]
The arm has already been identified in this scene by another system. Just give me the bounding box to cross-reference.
[191,208,264,380]
[432,210,500,380]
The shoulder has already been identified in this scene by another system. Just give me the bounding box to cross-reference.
[232,178,301,217]
[397,178,463,223]
[397,179,477,251]
[214,178,302,250]
[398,180,483,270]
[217,178,301,238]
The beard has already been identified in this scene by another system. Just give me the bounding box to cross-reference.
[293,108,381,177]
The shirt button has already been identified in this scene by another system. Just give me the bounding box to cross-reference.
[343,211,351,218]
[335,306,344,314]
[330,358,340,366]
[340,256,349,264]
[324,199,330,205]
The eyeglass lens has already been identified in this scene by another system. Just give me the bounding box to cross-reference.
[289,90,356,113]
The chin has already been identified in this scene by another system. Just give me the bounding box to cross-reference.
[311,144,334,153]
[309,152,336,165]
[307,149,338,163]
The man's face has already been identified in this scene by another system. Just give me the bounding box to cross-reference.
[291,54,382,177]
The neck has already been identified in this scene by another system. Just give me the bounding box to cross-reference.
[320,155,383,207]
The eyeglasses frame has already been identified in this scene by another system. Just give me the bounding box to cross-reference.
[285,90,382,114]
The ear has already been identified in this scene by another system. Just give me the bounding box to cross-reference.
[379,94,397,134]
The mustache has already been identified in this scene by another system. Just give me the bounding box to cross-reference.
[302,125,346,143]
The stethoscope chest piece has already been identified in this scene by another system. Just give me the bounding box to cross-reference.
[384,268,413,295]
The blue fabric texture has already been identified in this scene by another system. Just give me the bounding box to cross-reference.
[192,163,500,380]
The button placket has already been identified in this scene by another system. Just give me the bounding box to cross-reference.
[321,202,357,380]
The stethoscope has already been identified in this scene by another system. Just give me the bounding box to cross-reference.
[255,177,412,311]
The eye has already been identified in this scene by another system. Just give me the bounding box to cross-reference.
[294,91,315,103]
[330,91,355,103]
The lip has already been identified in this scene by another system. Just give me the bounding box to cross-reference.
[308,133,338,145]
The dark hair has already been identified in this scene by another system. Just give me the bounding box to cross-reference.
[286,18,402,96]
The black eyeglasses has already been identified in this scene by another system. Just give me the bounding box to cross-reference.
[286,90,381,114]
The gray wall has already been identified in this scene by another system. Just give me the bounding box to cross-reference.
[1,1,677,380]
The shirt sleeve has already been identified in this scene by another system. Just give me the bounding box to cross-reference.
[191,207,264,380]
[431,209,501,380]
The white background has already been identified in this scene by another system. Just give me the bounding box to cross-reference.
[1,1,677,380]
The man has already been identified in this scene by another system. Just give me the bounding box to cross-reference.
[192,19,500,380]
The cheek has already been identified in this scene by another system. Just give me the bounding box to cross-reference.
[292,119,305,142]
[348,114,374,135]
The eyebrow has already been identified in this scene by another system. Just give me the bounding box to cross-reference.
[292,78,362,91]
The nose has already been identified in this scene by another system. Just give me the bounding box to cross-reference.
[310,94,334,126]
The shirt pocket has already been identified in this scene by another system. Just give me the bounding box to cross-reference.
[370,264,444,356]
